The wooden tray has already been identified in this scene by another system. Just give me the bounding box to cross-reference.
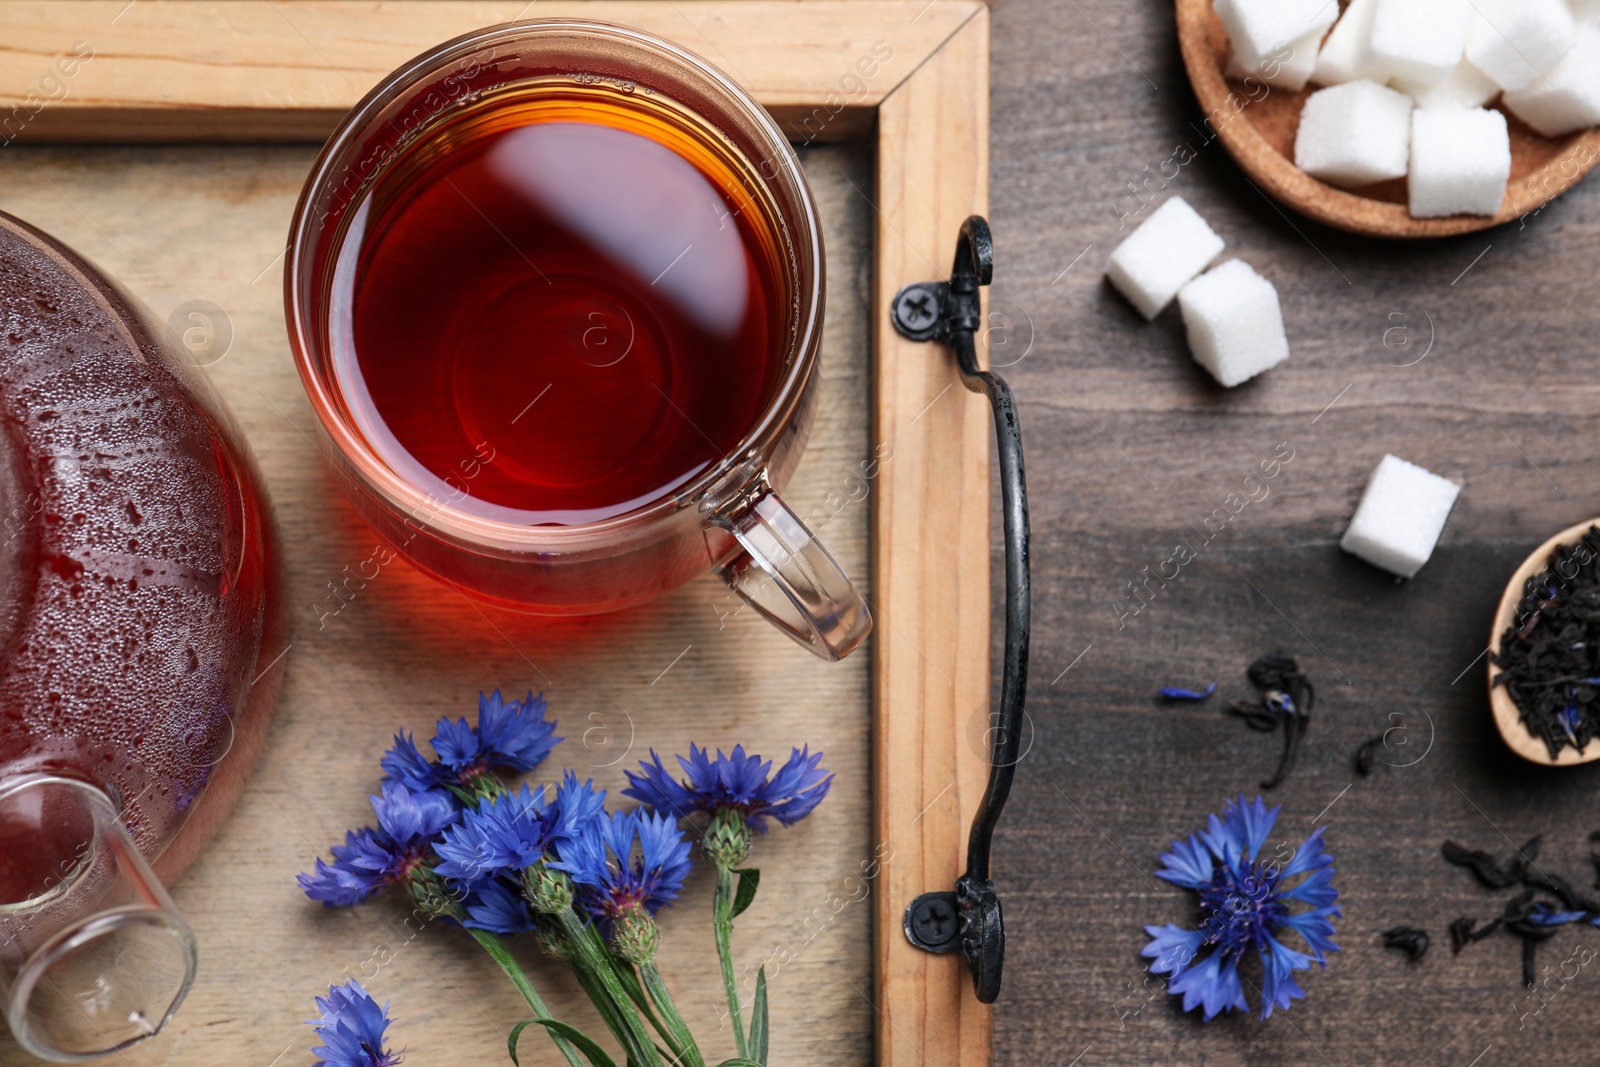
[0,3,990,1065]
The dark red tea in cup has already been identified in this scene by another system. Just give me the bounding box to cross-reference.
[340,87,787,524]
[290,22,870,658]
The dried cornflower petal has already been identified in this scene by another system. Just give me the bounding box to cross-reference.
[1160,682,1217,701]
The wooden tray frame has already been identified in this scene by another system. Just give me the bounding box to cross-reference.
[0,2,991,1064]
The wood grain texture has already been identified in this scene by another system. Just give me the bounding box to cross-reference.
[985,0,1600,1063]
[872,9,993,1067]
[0,138,878,1067]
[1173,0,1600,238]
[1487,520,1600,767]
[0,0,976,142]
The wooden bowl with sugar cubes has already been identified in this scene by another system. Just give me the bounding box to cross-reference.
[1175,0,1600,238]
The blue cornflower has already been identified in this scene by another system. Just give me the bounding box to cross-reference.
[623,744,832,832]
[554,770,608,838]
[307,980,401,1067]
[551,808,693,921]
[1142,795,1340,1021]
[434,784,559,886]
[299,784,459,907]
[433,773,607,887]
[441,690,561,774]
[378,733,439,793]
[463,878,538,935]
[381,690,560,793]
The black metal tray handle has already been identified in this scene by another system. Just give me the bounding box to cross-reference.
[892,216,1030,1005]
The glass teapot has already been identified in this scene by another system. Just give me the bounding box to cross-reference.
[0,210,280,1059]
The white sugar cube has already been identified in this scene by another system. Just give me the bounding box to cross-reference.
[1314,0,1385,85]
[1369,0,1471,85]
[1227,25,1322,91]
[1177,260,1289,388]
[1340,454,1460,578]
[1393,59,1502,110]
[1465,0,1576,91]
[1409,108,1511,218]
[1216,0,1339,65]
[1106,197,1225,320]
[1295,80,1413,187]
[1503,23,1600,135]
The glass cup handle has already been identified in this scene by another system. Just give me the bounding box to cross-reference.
[706,475,872,661]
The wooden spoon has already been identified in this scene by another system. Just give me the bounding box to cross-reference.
[1487,520,1600,766]
[1174,0,1600,239]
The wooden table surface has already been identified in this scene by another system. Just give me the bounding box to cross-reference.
[5,2,1600,1065]
[986,2,1600,1065]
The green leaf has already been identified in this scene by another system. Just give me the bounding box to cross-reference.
[712,1060,765,1066]
[730,867,761,918]
[749,967,768,1065]
[511,1018,620,1067]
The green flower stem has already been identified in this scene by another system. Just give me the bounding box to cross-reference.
[567,951,645,1060]
[580,933,683,1064]
[714,864,747,1058]
[554,909,663,1067]
[604,945,679,1052]
[608,950,655,1019]
[640,961,704,1067]
[466,927,584,1067]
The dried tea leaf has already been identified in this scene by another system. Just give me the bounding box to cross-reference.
[1229,699,1280,732]
[1382,926,1429,961]
[1523,868,1600,914]
[1354,735,1384,777]
[1441,839,1532,888]
[1500,890,1537,925]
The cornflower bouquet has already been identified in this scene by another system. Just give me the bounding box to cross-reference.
[298,689,831,1067]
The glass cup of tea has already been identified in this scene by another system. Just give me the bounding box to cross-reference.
[286,20,872,660]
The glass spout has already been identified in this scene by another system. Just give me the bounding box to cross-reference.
[0,775,196,1061]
